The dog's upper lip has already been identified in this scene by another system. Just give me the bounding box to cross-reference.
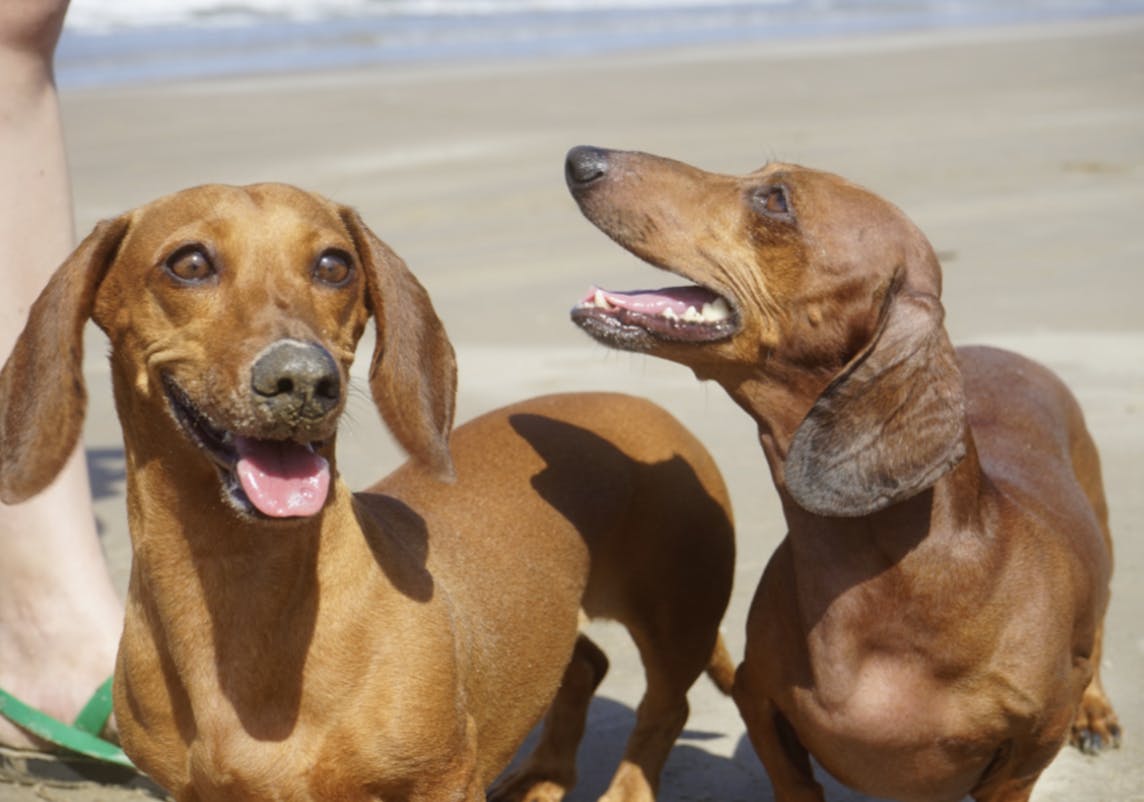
[163,374,235,470]
[580,285,733,323]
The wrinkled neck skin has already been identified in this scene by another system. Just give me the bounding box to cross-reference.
[720,369,819,476]
[724,369,992,642]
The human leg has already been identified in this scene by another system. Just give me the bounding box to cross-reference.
[0,0,124,750]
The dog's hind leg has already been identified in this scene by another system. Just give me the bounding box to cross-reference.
[1066,419,1121,753]
[1071,620,1121,753]
[488,634,609,802]
[594,624,706,802]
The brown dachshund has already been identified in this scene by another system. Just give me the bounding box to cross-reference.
[564,147,1120,802]
[0,183,737,802]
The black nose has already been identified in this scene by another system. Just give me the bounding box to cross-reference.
[565,145,610,188]
[251,340,341,420]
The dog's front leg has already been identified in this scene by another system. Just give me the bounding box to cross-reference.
[732,683,822,802]
[415,713,485,802]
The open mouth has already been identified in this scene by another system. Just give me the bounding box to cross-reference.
[570,283,740,350]
[162,376,331,519]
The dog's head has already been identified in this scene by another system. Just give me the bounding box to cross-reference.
[0,184,455,519]
[566,147,965,516]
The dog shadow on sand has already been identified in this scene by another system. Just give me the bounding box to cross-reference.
[501,695,885,802]
[80,449,884,802]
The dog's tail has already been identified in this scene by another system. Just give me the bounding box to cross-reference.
[705,633,737,695]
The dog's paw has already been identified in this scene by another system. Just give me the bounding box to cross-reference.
[487,775,568,802]
[1070,685,1122,754]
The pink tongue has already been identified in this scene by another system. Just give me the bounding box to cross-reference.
[234,436,331,518]
[584,285,720,315]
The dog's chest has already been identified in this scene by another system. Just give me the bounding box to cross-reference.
[184,722,441,802]
[789,656,1003,802]
[186,727,333,801]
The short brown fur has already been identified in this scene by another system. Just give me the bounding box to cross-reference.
[566,148,1119,802]
[0,183,736,802]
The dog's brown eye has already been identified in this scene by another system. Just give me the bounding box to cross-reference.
[164,245,216,284]
[754,186,792,219]
[313,250,353,287]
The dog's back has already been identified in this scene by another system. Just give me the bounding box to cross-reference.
[362,391,736,791]
[959,345,1111,563]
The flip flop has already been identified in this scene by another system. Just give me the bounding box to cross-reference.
[0,678,163,794]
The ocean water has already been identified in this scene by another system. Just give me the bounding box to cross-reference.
[56,0,1144,88]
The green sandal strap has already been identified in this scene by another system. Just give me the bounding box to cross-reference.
[0,685,133,768]
[72,676,115,736]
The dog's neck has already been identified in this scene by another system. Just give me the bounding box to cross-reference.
[727,371,992,634]
[112,384,366,737]
[127,450,322,673]
[719,367,826,471]
[784,461,1002,696]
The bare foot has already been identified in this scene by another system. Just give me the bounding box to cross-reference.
[0,452,123,750]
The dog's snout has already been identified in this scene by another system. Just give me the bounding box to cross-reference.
[565,146,611,188]
[251,340,341,420]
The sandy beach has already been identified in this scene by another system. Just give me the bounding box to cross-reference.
[4,14,1142,801]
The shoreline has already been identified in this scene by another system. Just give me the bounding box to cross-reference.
[56,5,1144,90]
[57,14,1144,98]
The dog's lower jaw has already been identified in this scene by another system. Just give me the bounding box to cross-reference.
[570,302,739,353]
[570,307,658,352]
[571,283,740,348]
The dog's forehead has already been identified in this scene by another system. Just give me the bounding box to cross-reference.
[752,163,868,195]
[127,183,349,251]
[755,163,904,223]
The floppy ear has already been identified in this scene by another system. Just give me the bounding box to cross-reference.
[340,208,456,480]
[0,216,131,504]
[784,287,966,517]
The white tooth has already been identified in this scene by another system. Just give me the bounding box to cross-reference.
[682,305,703,323]
[594,289,610,309]
[663,307,678,320]
[702,298,731,321]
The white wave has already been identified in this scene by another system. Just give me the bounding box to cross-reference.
[65,0,781,32]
